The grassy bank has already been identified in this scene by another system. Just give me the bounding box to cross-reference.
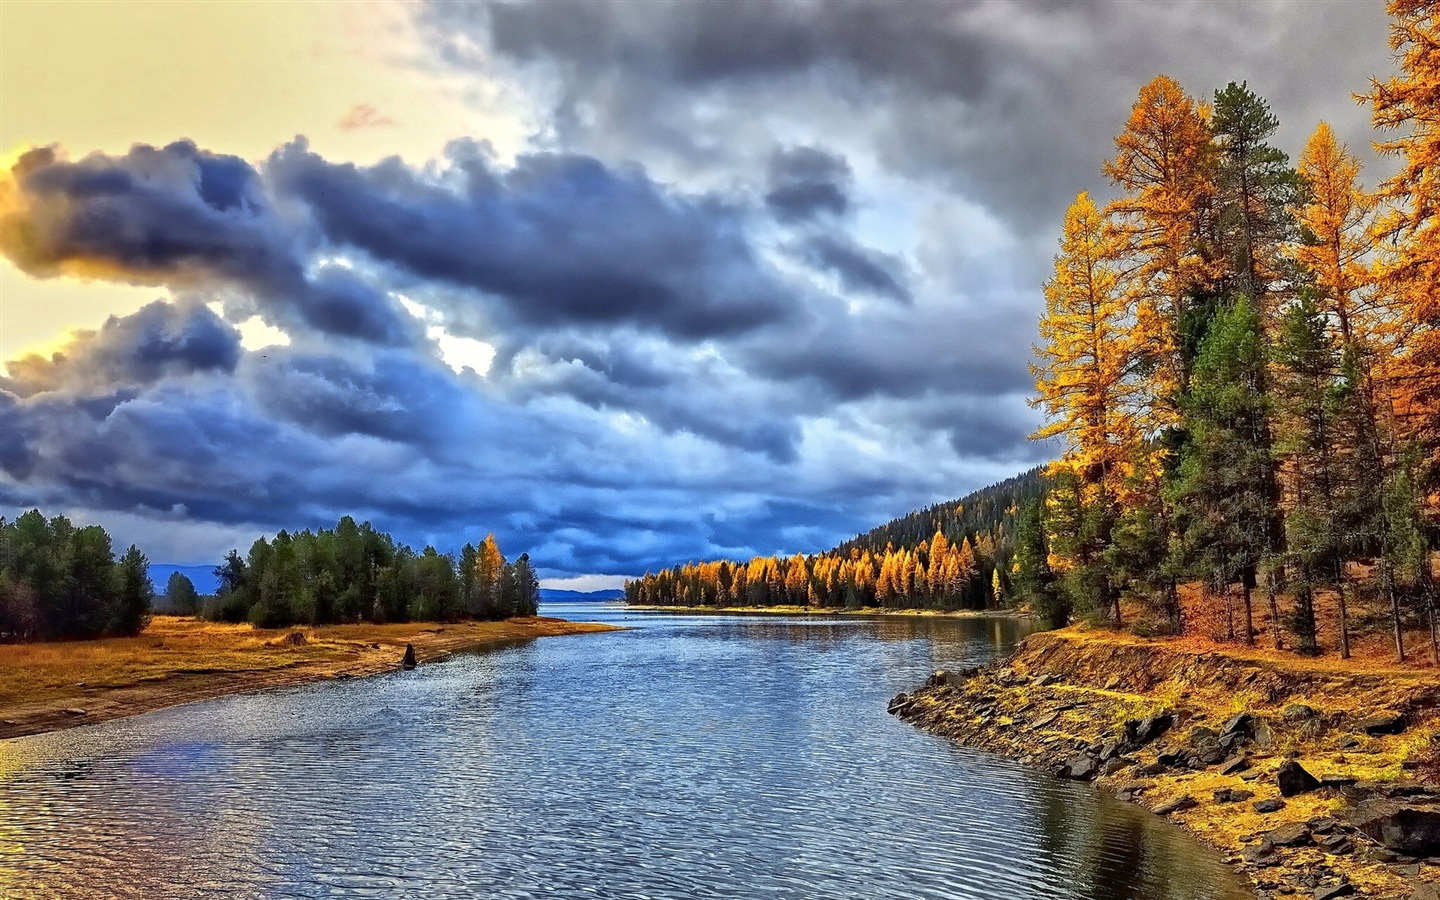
[625,604,1029,618]
[0,615,622,740]
[892,628,1440,900]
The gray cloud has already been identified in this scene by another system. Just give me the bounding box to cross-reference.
[1,300,241,398]
[420,0,1390,234]
[267,139,793,341]
[793,233,910,303]
[765,145,851,222]
[4,1,1389,578]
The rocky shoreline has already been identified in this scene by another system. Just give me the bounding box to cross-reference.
[889,631,1440,900]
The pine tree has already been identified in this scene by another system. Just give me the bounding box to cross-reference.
[1274,298,1352,655]
[1172,298,1276,645]
[1211,82,1303,314]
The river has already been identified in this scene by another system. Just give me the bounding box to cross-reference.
[0,603,1253,899]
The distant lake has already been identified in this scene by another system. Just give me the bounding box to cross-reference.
[0,603,1252,899]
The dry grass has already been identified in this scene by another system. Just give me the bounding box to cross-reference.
[0,615,621,738]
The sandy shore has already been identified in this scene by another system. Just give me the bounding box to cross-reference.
[0,615,623,740]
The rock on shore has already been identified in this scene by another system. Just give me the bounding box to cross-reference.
[890,631,1440,900]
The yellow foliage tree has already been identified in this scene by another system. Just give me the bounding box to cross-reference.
[1368,0,1440,497]
[1104,74,1218,402]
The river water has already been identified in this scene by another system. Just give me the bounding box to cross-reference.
[0,604,1252,899]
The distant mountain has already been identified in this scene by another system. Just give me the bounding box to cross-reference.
[540,588,625,602]
[150,564,220,597]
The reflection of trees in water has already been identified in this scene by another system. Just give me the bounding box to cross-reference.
[1029,783,1243,900]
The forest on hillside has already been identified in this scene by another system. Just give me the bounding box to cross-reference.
[623,468,1046,611]
[1019,0,1439,662]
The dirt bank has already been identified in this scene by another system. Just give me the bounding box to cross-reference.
[0,615,623,740]
[891,629,1440,900]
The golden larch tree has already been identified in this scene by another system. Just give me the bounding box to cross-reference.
[1104,74,1217,403]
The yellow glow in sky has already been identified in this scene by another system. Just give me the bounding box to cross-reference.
[0,0,525,365]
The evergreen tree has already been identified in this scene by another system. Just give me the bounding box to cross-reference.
[165,571,200,615]
[1172,298,1276,645]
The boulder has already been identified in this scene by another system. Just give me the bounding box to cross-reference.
[1347,799,1440,857]
[887,693,911,714]
[1313,883,1355,900]
[1189,725,1221,747]
[1242,842,1277,866]
[282,630,307,646]
[1264,822,1312,846]
[1277,760,1322,797]
[1214,788,1255,804]
[1222,712,1253,738]
[1125,714,1174,746]
[1410,884,1440,900]
[1064,755,1100,780]
[1153,796,1197,815]
[1254,798,1286,814]
[1252,719,1275,749]
[401,643,418,670]
[1356,711,1409,736]
[1220,756,1250,775]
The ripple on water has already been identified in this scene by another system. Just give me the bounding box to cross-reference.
[0,606,1252,899]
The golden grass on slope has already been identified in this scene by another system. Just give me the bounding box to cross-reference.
[0,615,621,738]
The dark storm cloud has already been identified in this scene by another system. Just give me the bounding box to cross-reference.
[765,146,851,222]
[266,139,792,340]
[1,301,241,398]
[0,142,415,346]
[794,233,910,303]
[421,0,1390,232]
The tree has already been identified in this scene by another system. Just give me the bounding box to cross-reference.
[1366,0,1440,602]
[509,553,541,617]
[1031,192,1147,625]
[1171,298,1277,646]
[1211,82,1302,313]
[1273,298,1352,655]
[165,572,201,615]
[474,533,506,619]
[1104,74,1218,399]
[114,545,154,636]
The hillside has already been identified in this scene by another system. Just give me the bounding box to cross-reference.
[624,466,1048,610]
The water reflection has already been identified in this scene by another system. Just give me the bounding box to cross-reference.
[0,604,1251,899]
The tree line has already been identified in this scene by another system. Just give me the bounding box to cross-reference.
[206,517,540,627]
[623,469,1046,610]
[1021,0,1438,660]
[0,510,153,640]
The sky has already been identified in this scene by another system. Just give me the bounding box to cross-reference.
[0,0,1397,589]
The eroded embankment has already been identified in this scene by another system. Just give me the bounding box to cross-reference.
[890,630,1440,900]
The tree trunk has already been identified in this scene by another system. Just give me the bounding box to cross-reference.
[1336,578,1350,660]
[1241,579,1255,645]
[1267,576,1282,650]
[1388,573,1406,663]
[1224,577,1235,643]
